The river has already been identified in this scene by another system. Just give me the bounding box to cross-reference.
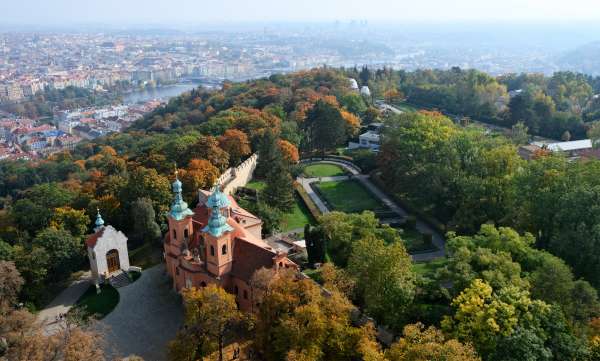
[123,82,204,104]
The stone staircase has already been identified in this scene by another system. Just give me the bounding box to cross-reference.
[109,271,131,288]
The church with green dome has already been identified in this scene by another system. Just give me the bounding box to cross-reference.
[163,175,297,311]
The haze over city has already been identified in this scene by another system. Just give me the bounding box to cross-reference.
[2,0,600,25]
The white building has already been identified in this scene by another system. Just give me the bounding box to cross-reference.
[86,210,131,285]
[359,130,381,150]
[360,86,371,98]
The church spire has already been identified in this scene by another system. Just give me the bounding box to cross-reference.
[95,208,105,232]
[170,167,194,221]
[202,185,233,237]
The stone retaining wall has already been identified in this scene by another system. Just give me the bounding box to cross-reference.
[218,153,258,195]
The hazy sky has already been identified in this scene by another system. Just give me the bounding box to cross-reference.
[2,0,600,25]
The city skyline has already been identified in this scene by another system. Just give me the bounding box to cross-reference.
[2,0,600,25]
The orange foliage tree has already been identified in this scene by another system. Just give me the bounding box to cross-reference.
[341,110,361,137]
[278,139,299,164]
[219,129,251,166]
[180,159,220,201]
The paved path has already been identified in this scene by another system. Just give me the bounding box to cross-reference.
[99,264,183,361]
[37,271,92,335]
[298,159,446,261]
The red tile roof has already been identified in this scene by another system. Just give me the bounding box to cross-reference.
[85,227,105,248]
[230,238,277,282]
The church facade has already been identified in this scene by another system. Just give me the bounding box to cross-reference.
[163,174,297,311]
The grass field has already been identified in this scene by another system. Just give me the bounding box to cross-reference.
[412,258,448,279]
[303,163,347,177]
[281,194,315,231]
[315,179,383,213]
[73,283,120,319]
[245,180,266,191]
[393,101,420,112]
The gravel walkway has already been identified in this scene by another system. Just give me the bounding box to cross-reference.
[37,271,92,335]
[99,264,183,361]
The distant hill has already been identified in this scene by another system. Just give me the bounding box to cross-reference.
[559,41,600,75]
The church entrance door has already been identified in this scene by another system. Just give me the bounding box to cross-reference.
[106,249,120,273]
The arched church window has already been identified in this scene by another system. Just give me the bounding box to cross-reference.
[210,246,215,256]
[173,229,177,240]
[222,244,227,255]
[184,228,189,239]
[234,285,239,295]
[200,281,207,287]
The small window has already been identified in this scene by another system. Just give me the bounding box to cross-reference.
[173,229,177,240]
[200,282,207,287]
[234,285,239,295]
[184,228,189,238]
[243,290,248,299]
[222,244,227,255]
[210,246,215,256]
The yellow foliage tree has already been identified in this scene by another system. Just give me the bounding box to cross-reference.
[386,323,481,361]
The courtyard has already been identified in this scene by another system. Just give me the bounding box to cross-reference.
[98,265,183,361]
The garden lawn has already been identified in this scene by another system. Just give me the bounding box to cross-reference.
[280,194,315,232]
[303,163,347,177]
[73,283,119,319]
[393,102,420,112]
[245,180,266,191]
[315,179,383,213]
[412,258,448,279]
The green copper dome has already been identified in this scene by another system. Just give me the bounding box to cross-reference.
[95,208,105,229]
[203,205,233,237]
[170,173,193,221]
[206,186,231,209]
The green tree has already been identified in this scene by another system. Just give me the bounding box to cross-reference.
[262,153,294,212]
[304,100,347,155]
[122,166,171,225]
[32,227,82,280]
[510,121,529,145]
[131,198,162,245]
[347,235,416,331]
[317,211,398,267]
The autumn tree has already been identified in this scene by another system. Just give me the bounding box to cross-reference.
[0,261,24,307]
[50,206,90,239]
[188,136,230,172]
[278,139,300,164]
[169,285,242,361]
[386,323,481,361]
[253,269,383,361]
[218,129,251,166]
[180,159,220,202]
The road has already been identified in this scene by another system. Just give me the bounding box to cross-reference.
[37,271,92,335]
[298,159,446,261]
